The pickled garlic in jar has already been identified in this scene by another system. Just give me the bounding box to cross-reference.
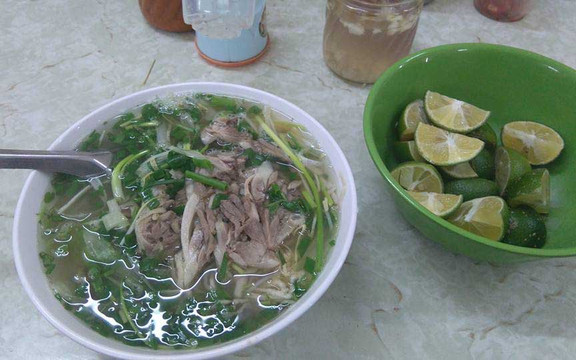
[323,0,423,84]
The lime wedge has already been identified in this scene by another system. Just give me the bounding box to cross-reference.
[448,196,509,241]
[494,147,531,195]
[506,168,550,214]
[503,206,546,248]
[445,178,499,202]
[393,141,425,162]
[468,123,497,149]
[502,121,564,165]
[440,162,478,179]
[408,191,463,218]
[425,91,490,133]
[415,123,485,166]
[390,161,443,193]
[398,100,428,141]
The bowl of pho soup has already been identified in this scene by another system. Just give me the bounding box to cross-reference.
[13,83,357,359]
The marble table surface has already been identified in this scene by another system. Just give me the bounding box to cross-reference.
[2,0,576,359]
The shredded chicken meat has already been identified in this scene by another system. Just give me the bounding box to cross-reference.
[134,132,305,289]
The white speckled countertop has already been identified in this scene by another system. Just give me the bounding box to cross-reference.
[2,0,576,359]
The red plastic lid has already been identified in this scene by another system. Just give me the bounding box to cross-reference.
[194,37,271,68]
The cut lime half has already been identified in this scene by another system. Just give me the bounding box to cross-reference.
[448,196,509,241]
[394,141,425,162]
[495,146,531,195]
[440,162,478,179]
[502,121,564,165]
[398,99,428,141]
[506,168,550,214]
[425,91,490,133]
[390,161,443,193]
[415,123,485,166]
[408,191,463,218]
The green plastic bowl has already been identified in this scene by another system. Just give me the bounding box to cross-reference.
[364,43,576,263]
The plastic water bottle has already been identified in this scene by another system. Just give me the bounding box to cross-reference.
[182,0,269,66]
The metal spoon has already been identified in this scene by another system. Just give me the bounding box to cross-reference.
[0,149,113,178]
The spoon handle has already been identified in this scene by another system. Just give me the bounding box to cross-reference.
[0,149,113,177]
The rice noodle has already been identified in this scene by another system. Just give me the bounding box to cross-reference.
[234,276,248,299]
[98,130,107,147]
[299,156,326,176]
[89,177,104,190]
[156,120,170,147]
[180,193,199,255]
[124,200,154,236]
[168,146,207,160]
[263,106,277,134]
[57,185,92,215]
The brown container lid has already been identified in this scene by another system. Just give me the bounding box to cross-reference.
[139,0,192,33]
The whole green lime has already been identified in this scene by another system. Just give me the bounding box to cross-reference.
[502,207,547,248]
[470,148,495,180]
[468,123,497,149]
[445,178,499,201]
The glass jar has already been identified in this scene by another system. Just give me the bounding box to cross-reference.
[474,0,533,22]
[323,0,423,84]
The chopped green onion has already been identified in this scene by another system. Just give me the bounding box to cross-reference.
[143,178,184,191]
[273,120,306,132]
[151,169,168,180]
[277,250,286,265]
[173,205,185,216]
[118,119,140,128]
[285,133,302,151]
[321,182,335,207]
[39,252,55,274]
[147,198,160,210]
[170,126,189,141]
[199,144,210,154]
[78,131,101,151]
[237,120,259,139]
[161,114,197,133]
[112,150,149,200]
[141,103,160,121]
[297,236,312,258]
[192,158,214,170]
[231,263,245,274]
[282,199,308,214]
[248,105,262,116]
[119,285,144,337]
[302,190,315,210]
[253,114,324,271]
[185,170,228,191]
[304,257,316,274]
[208,96,238,112]
[43,192,55,203]
[211,194,229,209]
[329,239,336,247]
[123,121,159,129]
[184,106,202,122]
[217,253,229,282]
[267,183,285,203]
[243,148,269,167]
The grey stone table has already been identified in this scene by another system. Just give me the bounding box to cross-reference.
[2,0,576,359]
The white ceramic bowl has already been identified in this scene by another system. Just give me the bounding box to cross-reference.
[13,83,357,359]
